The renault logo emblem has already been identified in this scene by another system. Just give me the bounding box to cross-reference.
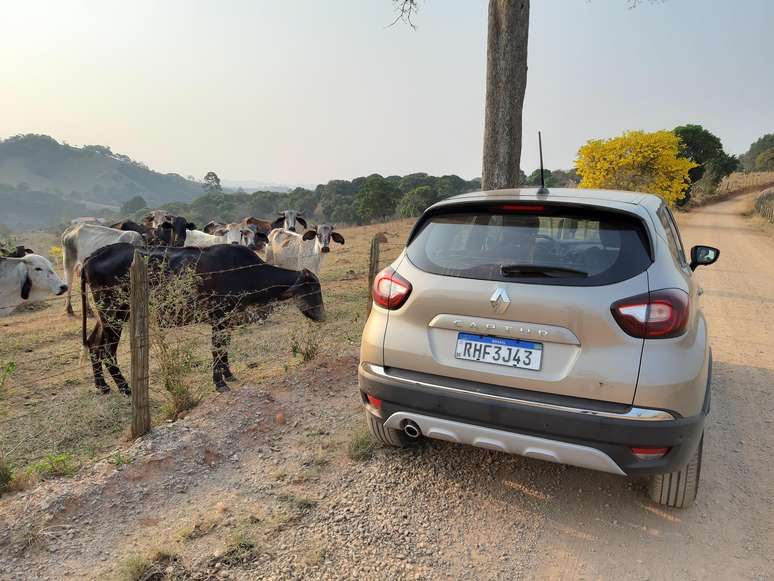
[490,287,511,314]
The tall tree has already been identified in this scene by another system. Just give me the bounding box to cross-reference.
[482,0,530,190]
[393,1,530,191]
[741,134,774,171]
[203,171,222,194]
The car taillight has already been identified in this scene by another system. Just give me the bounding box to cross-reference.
[372,267,412,310]
[366,394,382,410]
[611,289,689,339]
[631,446,670,460]
[499,204,545,212]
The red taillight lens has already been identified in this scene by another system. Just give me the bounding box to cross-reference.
[499,204,545,212]
[366,394,382,409]
[631,447,670,460]
[611,289,689,339]
[372,267,412,310]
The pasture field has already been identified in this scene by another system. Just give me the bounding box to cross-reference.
[1,194,773,580]
[0,219,413,481]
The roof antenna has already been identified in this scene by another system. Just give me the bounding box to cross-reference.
[537,131,549,195]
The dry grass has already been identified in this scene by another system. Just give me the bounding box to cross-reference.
[0,218,414,492]
[717,171,774,193]
[691,171,774,207]
[219,527,262,566]
[118,549,182,581]
[347,426,379,462]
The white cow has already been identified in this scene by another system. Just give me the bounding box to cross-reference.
[61,223,144,315]
[184,223,258,248]
[265,224,345,276]
[0,254,67,317]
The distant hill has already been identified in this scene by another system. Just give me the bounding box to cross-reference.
[0,134,203,229]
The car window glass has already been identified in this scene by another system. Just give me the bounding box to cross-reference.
[407,205,652,287]
[658,205,685,266]
[665,206,688,266]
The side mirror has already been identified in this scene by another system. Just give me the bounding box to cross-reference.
[689,245,719,270]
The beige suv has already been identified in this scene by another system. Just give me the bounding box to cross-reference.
[359,188,719,508]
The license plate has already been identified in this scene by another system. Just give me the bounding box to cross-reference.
[455,332,543,371]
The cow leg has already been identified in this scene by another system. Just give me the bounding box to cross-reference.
[63,252,76,316]
[211,321,232,393]
[87,321,110,394]
[79,267,95,318]
[103,322,129,395]
[222,352,236,381]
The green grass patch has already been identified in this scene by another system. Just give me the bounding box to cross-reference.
[347,428,378,462]
[31,452,79,478]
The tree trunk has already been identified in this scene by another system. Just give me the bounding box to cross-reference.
[482,0,530,191]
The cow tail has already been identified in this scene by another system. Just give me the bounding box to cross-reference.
[79,270,88,366]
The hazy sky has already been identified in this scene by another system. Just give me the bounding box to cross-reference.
[2,0,772,185]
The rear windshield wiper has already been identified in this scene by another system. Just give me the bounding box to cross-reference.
[500,264,589,278]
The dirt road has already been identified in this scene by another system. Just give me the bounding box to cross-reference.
[1,194,772,580]
[531,192,774,580]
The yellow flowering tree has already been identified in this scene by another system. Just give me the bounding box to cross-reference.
[576,130,697,205]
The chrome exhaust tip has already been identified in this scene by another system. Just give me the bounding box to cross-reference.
[403,420,421,439]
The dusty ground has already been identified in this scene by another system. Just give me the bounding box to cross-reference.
[1,195,773,580]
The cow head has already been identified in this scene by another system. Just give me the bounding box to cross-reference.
[143,210,174,229]
[213,223,258,249]
[171,217,195,247]
[203,221,223,235]
[253,231,269,251]
[281,268,325,322]
[301,224,345,254]
[272,210,307,233]
[243,217,272,235]
[17,254,67,300]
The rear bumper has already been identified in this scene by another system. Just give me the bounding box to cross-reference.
[358,363,708,476]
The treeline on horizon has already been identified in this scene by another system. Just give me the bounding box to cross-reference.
[3,129,774,234]
[123,168,580,228]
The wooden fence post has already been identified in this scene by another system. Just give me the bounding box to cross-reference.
[367,235,381,315]
[130,250,150,439]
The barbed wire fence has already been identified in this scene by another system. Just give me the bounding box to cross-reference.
[0,233,411,484]
[754,188,774,224]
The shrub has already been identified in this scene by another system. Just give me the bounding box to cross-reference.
[146,264,206,420]
[576,130,697,205]
[31,452,79,478]
[290,322,320,363]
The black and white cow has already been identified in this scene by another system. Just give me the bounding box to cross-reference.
[0,254,67,317]
[81,243,325,394]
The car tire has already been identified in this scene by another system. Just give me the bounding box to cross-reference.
[366,411,413,447]
[648,434,703,508]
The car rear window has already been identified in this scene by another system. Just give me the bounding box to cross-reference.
[406,203,652,286]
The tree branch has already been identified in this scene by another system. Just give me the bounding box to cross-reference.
[389,0,420,29]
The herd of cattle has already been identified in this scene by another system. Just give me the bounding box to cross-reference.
[0,209,346,393]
